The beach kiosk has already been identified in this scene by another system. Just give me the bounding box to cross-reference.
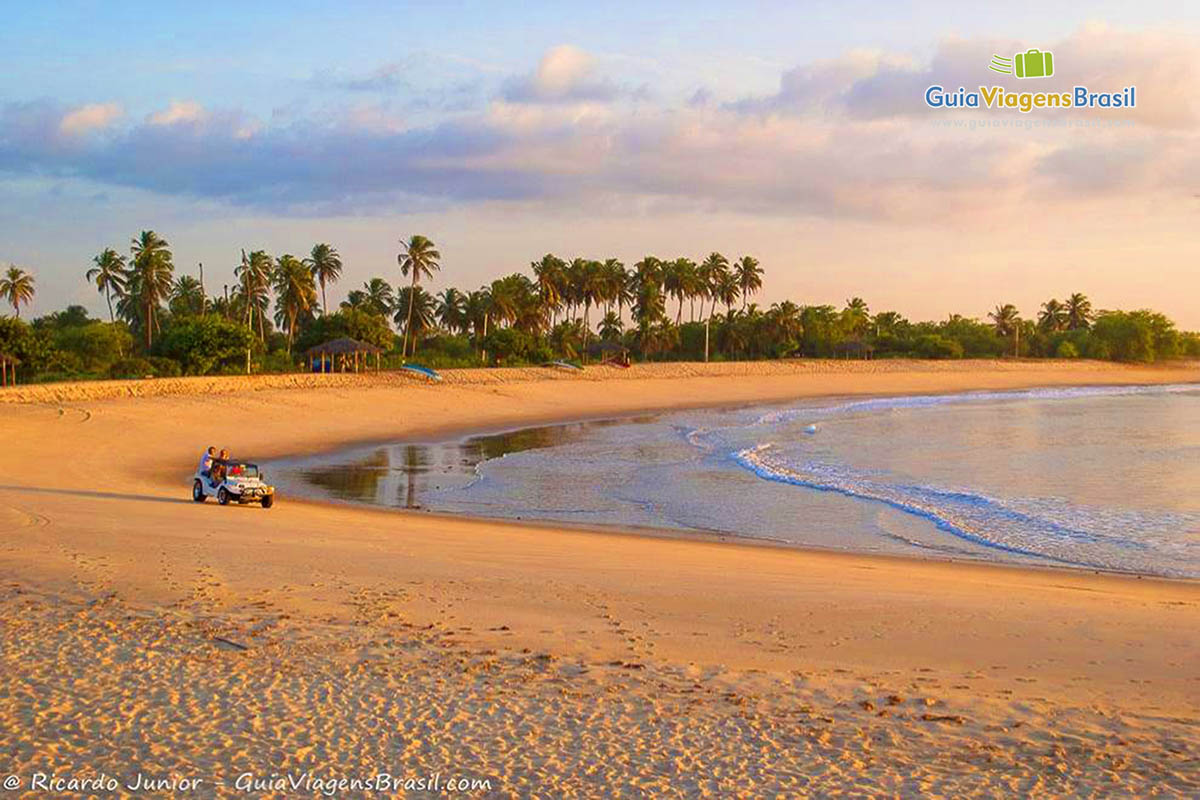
[303,337,383,374]
[0,352,19,386]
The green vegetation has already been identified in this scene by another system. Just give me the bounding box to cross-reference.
[0,236,1197,384]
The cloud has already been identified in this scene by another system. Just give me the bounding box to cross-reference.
[148,100,207,126]
[728,27,1197,129]
[0,33,1195,220]
[502,45,621,104]
[319,63,411,93]
[59,103,123,136]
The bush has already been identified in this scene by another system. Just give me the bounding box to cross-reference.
[55,322,132,372]
[483,328,531,364]
[1054,340,1080,359]
[914,334,964,359]
[156,316,255,375]
[147,356,182,377]
[109,358,155,379]
[293,309,394,353]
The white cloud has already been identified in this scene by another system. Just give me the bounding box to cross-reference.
[148,100,207,126]
[58,103,122,136]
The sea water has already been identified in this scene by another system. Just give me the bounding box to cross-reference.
[273,384,1200,578]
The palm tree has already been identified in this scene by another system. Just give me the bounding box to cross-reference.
[734,255,762,310]
[436,287,468,334]
[714,270,740,319]
[272,254,317,354]
[989,303,1022,357]
[1065,293,1093,330]
[578,260,603,353]
[465,288,493,360]
[305,243,342,317]
[362,278,394,318]
[698,252,729,320]
[169,275,205,316]
[341,290,369,312]
[129,231,174,348]
[664,258,698,325]
[394,286,436,354]
[532,254,567,325]
[86,249,127,322]
[234,249,272,342]
[843,297,870,337]
[0,266,35,318]
[598,258,628,317]
[397,235,441,358]
[598,310,623,341]
[1038,299,1067,333]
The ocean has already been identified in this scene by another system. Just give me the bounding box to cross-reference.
[273,384,1200,578]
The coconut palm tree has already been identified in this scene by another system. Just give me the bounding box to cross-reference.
[989,303,1022,357]
[598,258,628,317]
[397,235,441,357]
[436,287,468,334]
[843,297,870,337]
[169,275,205,316]
[0,266,35,318]
[1038,299,1067,332]
[272,254,317,354]
[465,288,493,360]
[305,243,342,317]
[361,278,394,318]
[394,286,436,352]
[577,260,603,352]
[532,254,567,325]
[87,248,127,322]
[341,290,369,312]
[714,270,740,319]
[664,258,698,325]
[698,252,729,320]
[598,310,623,341]
[1064,293,1093,330]
[734,255,762,310]
[234,249,272,342]
[129,231,174,348]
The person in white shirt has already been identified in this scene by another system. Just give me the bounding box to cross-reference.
[198,446,216,479]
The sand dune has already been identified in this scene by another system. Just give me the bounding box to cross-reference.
[1,359,1198,796]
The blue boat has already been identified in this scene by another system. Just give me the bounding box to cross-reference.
[401,364,442,382]
[544,360,583,371]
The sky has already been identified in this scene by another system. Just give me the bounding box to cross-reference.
[2,1,1199,326]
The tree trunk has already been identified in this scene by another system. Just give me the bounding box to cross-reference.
[321,280,328,318]
[403,275,417,359]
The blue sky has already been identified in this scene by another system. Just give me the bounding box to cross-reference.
[3,2,1199,324]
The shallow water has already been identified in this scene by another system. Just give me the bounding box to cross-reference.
[272,384,1200,577]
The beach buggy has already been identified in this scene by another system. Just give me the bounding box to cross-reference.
[193,459,275,508]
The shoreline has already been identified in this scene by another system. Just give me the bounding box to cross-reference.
[2,359,1199,794]
[267,377,1200,583]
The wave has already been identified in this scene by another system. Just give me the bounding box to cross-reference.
[732,444,1198,576]
[754,383,1199,426]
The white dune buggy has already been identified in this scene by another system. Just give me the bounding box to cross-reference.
[193,461,275,508]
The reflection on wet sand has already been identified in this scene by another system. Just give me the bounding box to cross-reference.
[295,417,656,509]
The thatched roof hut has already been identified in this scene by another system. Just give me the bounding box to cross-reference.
[0,352,20,387]
[303,338,384,373]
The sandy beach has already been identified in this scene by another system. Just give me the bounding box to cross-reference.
[2,359,1199,796]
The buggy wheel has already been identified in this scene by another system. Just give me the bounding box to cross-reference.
[217,487,230,506]
[261,494,274,509]
[192,480,206,503]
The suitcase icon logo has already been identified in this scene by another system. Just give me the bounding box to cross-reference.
[989,49,1054,79]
